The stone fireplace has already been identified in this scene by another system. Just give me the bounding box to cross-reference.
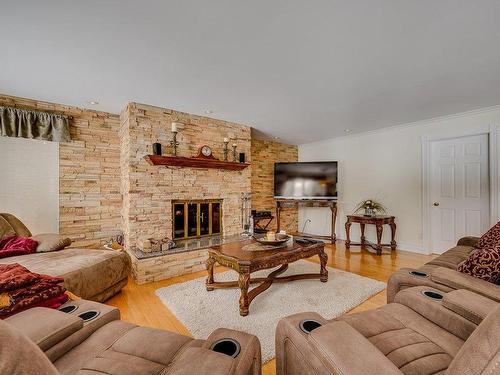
[120,102,252,283]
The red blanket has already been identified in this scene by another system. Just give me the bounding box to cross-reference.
[0,293,68,319]
[0,264,42,291]
[0,235,38,259]
[0,263,66,319]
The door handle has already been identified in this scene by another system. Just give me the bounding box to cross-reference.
[433,202,440,207]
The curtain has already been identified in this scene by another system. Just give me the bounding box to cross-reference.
[0,106,70,142]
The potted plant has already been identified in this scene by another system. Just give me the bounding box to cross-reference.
[354,199,386,217]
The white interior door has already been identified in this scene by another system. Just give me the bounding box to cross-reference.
[429,134,489,253]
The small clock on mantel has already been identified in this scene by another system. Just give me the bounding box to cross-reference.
[195,145,217,160]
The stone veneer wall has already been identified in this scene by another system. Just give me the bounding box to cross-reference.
[120,103,252,282]
[0,94,122,247]
[251,139,298,233]
[120,103,252,283]
[1,94,300,283]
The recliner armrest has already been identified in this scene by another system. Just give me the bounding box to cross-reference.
[430,268,500,303]
[443,289,498,325]
[5,307,83,351]
[202,328,261,375]
[308,321,402,375]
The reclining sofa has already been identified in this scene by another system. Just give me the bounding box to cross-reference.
[0,299,262,375]
[276,286,499,375]
[0,213,130,302]
[387,236,500,303]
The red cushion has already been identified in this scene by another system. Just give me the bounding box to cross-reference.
[457,244,500,284]
[477,222,500,249]
[0,236,38,259]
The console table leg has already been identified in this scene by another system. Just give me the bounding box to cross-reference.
[276,202,282,233]
[238,269,250,316]
[345,221,351,249]
[360,223,366,245]
[205,257,216,291]
[390,221,397,251]
[330,203,337,244]
[376,224,383,255]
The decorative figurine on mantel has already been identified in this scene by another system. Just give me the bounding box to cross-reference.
[232,143,237,162]
[223,138,230,161]
[170,122,181,156]
[353,199,386,217]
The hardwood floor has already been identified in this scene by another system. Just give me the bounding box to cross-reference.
[107,241,435,375]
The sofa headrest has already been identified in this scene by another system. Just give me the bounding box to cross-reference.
[0,213,32,239]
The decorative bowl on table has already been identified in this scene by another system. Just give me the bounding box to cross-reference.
[253,233,291,246]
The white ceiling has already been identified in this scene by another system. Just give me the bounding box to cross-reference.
[2,1,500,144]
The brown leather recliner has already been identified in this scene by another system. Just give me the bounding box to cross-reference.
[276,286,499,375]
[1,299,262,375]
[387,236,500,303]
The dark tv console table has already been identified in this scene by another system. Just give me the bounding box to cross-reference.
[275,199,338,244]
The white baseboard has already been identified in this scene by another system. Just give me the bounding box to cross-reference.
[395,242,430,255]
[330,235,430,255]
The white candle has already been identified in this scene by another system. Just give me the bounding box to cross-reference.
[223,137,229,143]
[171,122,178,132]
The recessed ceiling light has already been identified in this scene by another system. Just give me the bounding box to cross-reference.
[88,100,99,105]
[205,109,213,114]
[344,128,351,133]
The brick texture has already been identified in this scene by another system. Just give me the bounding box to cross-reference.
[1,94,299,282]
[0,94,122,247]
[120,103,254,282]
[251,139,298,232]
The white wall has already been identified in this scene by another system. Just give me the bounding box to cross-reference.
[299,107,500,253]
[0,136,59,234]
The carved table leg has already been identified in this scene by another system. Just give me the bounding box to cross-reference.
[319,250,328,282]
[330,204,337,243]
[390,220,397,251]
[276,202,282,233]
[238,267,251,316]
[205,257,216,291]
[376,224,383,255]
[345,221,351,249]
[360,223,366,245]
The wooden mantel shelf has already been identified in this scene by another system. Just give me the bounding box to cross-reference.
[144,155,249,171]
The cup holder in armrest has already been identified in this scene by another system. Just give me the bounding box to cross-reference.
[299,319,323,334]
[210,338,241,358]
[59,304,78,314]
[422,290,444,300]
[409,270,428,278]
[78,310,100,322]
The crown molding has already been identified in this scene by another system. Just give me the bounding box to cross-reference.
[300,104,500,147]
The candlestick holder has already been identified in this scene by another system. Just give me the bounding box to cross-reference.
[232,144,237,162]
[223,140,229,161]
[170,131,179,156]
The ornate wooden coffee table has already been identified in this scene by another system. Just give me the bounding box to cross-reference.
[206,239,328,316]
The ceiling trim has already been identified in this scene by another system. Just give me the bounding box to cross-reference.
[299,103,500,146]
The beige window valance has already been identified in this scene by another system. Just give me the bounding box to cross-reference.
[0,106,70,142]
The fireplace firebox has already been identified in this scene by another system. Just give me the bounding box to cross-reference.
[172,200,222,239]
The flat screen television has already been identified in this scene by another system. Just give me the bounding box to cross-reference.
[274,161,338,200]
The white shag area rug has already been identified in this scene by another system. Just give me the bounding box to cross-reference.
[155,260,386,362]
